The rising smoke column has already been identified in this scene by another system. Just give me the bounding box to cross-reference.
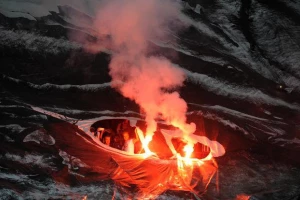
[93,0,195,141]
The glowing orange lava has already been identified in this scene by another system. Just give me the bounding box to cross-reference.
[183,144,194,158]
[137,126,213,166]
[131,121,224,198]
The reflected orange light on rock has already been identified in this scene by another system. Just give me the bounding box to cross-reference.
[236,194,251,200]
[82,196,87,200]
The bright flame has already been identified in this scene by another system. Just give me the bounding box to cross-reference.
[183,144,194,159]
[66,0,226,197]
[136,126,215,166]
[136,127,155,158]
[88,0,219,186]
[142,135,153,156]
[90,0,197,156]
[182,144,194,165]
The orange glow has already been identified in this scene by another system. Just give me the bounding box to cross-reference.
[134,123,222,198]
[65,0,225,195]
[236,194,251,200]
[181,143,194,165]
[109,123,221,198]
[136,128,155,158]
[142,135,153,156]
[82,196,87,200]
[137,125,216,164]
[183,144,194,159]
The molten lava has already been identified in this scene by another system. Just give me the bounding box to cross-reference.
[79,0,228,197]
[137,125,220,175]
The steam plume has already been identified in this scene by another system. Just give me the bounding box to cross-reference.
[92,0,195,139]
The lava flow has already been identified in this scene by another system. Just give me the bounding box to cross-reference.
[80,0,226,197]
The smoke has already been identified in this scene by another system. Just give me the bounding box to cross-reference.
[92,0,195,138]
[93,0,181,55]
